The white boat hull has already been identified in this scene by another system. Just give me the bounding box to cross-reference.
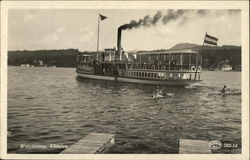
[77,73,199,86]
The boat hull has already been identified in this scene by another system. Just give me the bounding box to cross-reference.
[77,72,200,86]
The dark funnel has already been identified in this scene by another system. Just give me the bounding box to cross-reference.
[117,27,122,57]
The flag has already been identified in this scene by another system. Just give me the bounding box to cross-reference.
[99,14,107,21]
[203,33,218,46]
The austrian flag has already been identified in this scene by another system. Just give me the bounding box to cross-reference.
[203,33,218,46]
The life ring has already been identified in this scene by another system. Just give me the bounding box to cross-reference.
[87,59,92,64]
[151,65,155,70]
[197,66,201,71]
[143,65,147,69]
[161,66,166,70]
[191,66,196,72]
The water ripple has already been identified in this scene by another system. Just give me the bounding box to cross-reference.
[7,67,241,153]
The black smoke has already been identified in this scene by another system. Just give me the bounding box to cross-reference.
[119,10,188,30]
[119,9,240,30]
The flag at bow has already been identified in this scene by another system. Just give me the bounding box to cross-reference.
[203,33,218,46]
[99,14,107,21]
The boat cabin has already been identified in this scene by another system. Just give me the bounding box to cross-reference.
[77,48,202,81]
[129,48,202,71]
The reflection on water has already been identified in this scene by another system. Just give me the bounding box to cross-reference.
[7,67,241,153]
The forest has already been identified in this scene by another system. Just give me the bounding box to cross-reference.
[8,45,241,70]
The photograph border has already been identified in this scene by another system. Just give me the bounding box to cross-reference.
[1,1,249,160]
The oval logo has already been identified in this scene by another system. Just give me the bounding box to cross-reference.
[209,141,222,150]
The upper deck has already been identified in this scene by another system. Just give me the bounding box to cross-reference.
[128,48,201,72]
[77,48,202,72]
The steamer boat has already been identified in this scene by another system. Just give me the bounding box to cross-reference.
[76,27,202,86]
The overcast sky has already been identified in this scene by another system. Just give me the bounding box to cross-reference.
[8,9,241,51]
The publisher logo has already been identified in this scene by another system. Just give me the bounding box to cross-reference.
[209,141,222,150]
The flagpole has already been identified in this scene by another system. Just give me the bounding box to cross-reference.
[195,32,206,80]
[96,15,100,61]
[200,32,206,69]
[203,32,207,46]
[198,32,207,73]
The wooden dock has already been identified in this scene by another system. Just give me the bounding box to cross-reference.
[179,139,212,154]
[61,133,115,154]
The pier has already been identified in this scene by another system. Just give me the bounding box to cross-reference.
[179,139,211,154]
[60,133,115,154]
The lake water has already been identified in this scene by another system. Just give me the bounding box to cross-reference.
[7,67,241,153]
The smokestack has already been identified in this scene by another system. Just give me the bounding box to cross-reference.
[117,27,122,60]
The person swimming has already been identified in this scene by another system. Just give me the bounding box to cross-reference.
[153,88,163,98]
[221,85,231,96]
[221,85,227,94]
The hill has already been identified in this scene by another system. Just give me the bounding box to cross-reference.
[169,43,200,50]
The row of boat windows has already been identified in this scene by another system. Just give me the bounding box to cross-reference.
[79,62,202,72]
[124,71,196,80]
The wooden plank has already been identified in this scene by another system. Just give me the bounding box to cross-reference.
[61,133,115,154]
[179,139,212,154]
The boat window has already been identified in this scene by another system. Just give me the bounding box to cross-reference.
[170,73,173,78]
[157,73,161,79]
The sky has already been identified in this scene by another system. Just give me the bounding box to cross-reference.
[8,9,241,51]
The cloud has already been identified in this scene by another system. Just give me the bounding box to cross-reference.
[56,27,66,33]
[77,31,93,42]
[40,34,59,44]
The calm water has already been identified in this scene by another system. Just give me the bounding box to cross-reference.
[7,67,241,153]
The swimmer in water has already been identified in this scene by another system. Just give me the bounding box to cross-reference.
[221,85,227,94]
[221,85,230,96]
[153,88,163,98]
